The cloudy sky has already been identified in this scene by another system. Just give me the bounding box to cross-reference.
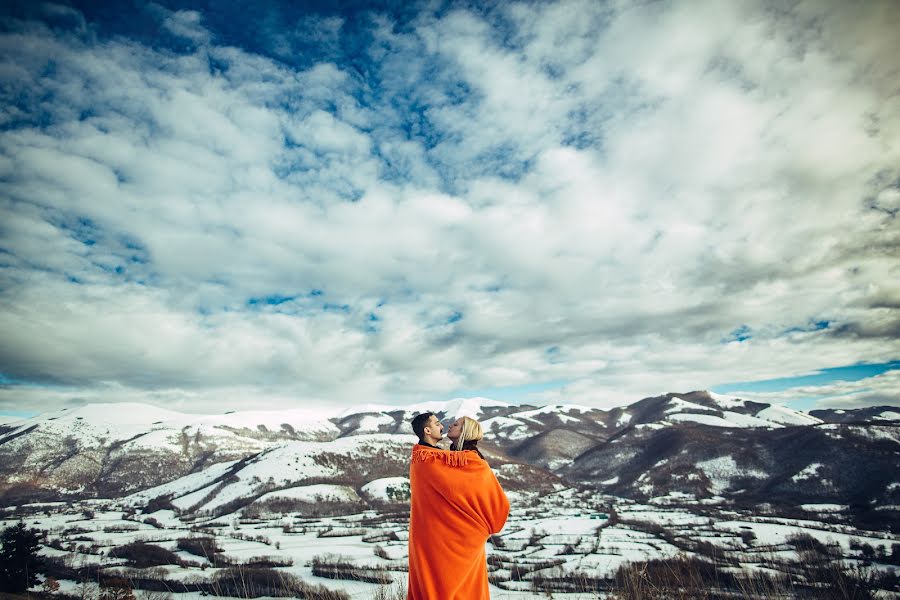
[1,0,898,416]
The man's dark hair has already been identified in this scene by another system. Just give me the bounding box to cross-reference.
[411,412,434,441]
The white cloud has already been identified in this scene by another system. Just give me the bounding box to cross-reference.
[720,370,900,410]
[1,0,898,414]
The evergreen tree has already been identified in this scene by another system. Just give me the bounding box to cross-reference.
[0,522,44,592]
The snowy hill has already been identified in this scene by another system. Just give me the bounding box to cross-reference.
[1,393,897,526]
[0,402,344,504]
[810,405,900,424]
[123,434,416,517]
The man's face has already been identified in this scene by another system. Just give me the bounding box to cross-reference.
[423,414,444,444]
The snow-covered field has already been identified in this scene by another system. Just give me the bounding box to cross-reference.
[5,486,899,600]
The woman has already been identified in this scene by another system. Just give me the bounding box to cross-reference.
[447,415,485,459]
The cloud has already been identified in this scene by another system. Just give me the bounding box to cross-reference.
[0,0,898,414]
[719,370,900,410]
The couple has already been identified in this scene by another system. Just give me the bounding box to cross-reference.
[407,413,509,599]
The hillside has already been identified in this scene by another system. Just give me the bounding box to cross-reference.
[1,392,898,531]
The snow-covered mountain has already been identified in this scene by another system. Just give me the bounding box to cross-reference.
[810,405,900,424]
[1,392,898,531]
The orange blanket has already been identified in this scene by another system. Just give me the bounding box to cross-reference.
[407,445,510,600]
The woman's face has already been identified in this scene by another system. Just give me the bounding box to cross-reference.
[447,418,463,441]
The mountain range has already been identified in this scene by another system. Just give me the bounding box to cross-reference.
[1,392,898,530]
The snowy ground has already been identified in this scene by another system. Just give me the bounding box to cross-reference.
[4,489,899,600]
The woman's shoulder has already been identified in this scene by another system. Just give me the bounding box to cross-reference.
[462,448,486,461]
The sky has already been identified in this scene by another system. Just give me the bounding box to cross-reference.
[1,0,898,416]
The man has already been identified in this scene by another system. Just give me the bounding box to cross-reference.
[407,412,509,600]
[411,412,444,448]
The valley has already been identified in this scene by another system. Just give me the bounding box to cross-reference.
[1,392,898,598]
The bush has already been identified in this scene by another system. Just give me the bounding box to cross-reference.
[108,542,181,568]
[787,532,840,558]
[233,555,294,568]
[317,528,367,538]
[311,554,392,584]
[211,566,349,599]
[601,552,888,600]
[611,555,729,600]
[100,577,135,600]
[176,536,222,562]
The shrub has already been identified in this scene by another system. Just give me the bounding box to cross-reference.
[601,552,888,600]
[103,524,139,533]
[234,555,294,568]
[786,532,837,557]
[107,542,181,568]
[373,581,407,600]
[176,536,222,561]
[608,556,736,600]
[531,568,606,594]
[317,528,367,538]
[142,496,175,514]
[211,566,349,599]
[99,577,134,600]
[311,554,392,584]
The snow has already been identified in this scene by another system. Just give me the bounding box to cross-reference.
[195,407,342,434]
[355,414,395,432]
[12,481,900,600]
[171,483,219,511]
[404,397,510,419]
[615,412,632,427]
[664,398,715,415]
[755,405,822,426]
[669,412,776,428]
[650,491,699,504]
[792,463,823,482]
[482,416,527,429]
[511,404,594,422]
[800,504,848,512]
[715,519,890,552]
[601,477,619,485]
[707,393,747,409]
[481,416,531,440]
[361,477,410,501]
[2,403,342,457]
[697,456,767,493]
[340,397,511,420]
[254,484,360,504]
[658,397,824,428]
[848,425,900,444]
[125,459,239,505]
[618,507,709,525]
[665,401,816,429]
[140,434,414,514]
[503,516,602,537]
[877,411,900,420]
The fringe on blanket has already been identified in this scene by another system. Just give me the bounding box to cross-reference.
[412,447,469,467]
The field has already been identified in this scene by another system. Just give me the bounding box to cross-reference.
[5,484,900,599]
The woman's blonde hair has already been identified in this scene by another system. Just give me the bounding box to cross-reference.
[455,416,483,449]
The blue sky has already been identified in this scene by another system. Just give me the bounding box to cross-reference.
[1,0,898,415]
